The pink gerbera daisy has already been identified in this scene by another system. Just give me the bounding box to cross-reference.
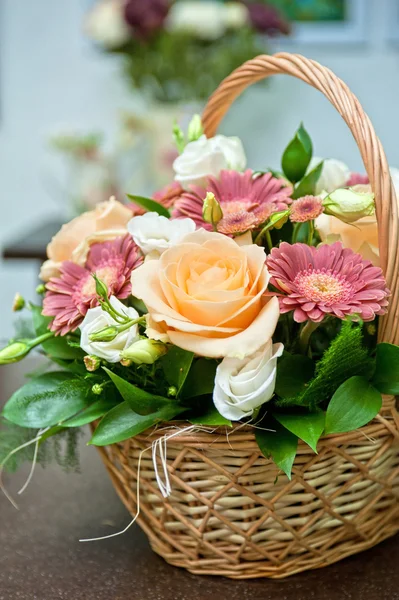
[43,235,143,335]
[290,195,324,223]
[267,242,389,323]
[173,169,292,235]
[346,173,369,187]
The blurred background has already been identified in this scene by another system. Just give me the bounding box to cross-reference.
[1,0,398,341]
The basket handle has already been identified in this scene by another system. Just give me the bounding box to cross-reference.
[202,53,399,345]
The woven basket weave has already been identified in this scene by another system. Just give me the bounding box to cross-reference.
[97,54,399,579]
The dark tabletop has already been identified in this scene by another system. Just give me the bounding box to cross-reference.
[1,361,399,600]
[1,220,64,261]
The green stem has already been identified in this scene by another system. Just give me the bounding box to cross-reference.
[307,220,315,246]
[29,331,54,348]
[292,223,301,243]
[255,221,272,245]
[299,321,321,355]
[265,230,273,252]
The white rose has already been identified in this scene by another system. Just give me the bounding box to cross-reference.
[85,0,131,49]
[127,212,196,256]
[323,187,375,223]
[166,2,226,40]
[224,2,249,29]
[308,157,351,195]
[213,341,284,421]
[80,296,139,363]
[173,134,247,189]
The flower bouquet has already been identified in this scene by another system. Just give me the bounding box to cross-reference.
[85,0,290,103]
[1,54,399,580]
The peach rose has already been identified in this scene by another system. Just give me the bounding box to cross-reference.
[40,198,133,281]
[131,229,280,358]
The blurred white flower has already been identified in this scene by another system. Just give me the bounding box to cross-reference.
[85,0,131,49]
[166,1,226,40]
[308,157,351,195]
[128,212,196,256]
[80,296,139,363]
[213,341,284,421]
[224,2,249,29]
[173,134,247,188]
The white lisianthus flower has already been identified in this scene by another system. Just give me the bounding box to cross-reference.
[173,134,247,188]
[213,341,284,421]
[308,157,351,195]
[127,212,196,256]
[166,1,226,40]
[80,296,139,363]
[323,187,375,223]
[85,0,131,49]
[224,2,249,29]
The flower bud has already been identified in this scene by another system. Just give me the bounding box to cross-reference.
[120,358,133,367]
[173,121,185,154]
[187,114,203,142]
[0,341,30,364]
[269,210,290,230]
[202,192,223,228]
[36,284,46,295]
[167,386,178,398]
[91,383,103,396]
[12,293,25,312]
[323,188,375,224]
[89,326,119,343]
[92,274,109,301]
[121,339,167,365]
[84,355,101,372]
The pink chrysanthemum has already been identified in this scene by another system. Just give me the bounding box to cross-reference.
[346,173,369,186]
[267,242,389,323]
[290,195,324,223]
[173,169,292,234]
[43,235,143,335]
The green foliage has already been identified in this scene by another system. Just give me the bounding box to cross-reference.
[161,347,194,396]
[372,343,399,394]
[278,323,374,411]
[126,194,170,218]
[103,367,171,415]
[188,400,231,427]
[90,401,185,446]
[325,376,382,434]
[274,353,315,398]
[281,123,312,182]
[0,418,81,474]
[3,372,95,428]
[121,29,269,103]
[274,411,325,453]
[292,161,323,199]
[181,358,217,401]
[255,418,298,480]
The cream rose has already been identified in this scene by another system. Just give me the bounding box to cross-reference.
[85,0,131,49]
[308,157,351,195]
[127,212,196,256]
[40,198,132,281]
[80,296,139,363]
[213,341,284,421]
[130,229,280,358]
[166,2,226,40]
[173,134,247,189]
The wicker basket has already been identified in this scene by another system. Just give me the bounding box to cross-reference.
[97,54,399,579]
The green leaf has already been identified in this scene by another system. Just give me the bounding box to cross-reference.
[281,123,313,183]
[275,353,315,398]
[274,411,325,453]
[255,418,298,480]
[161,347,194,395]
[181,358,217,400]
[103,367,170,415]
[63,398,119,427]
[292,161,323,199]
[89,401,185,446]
[373,343,399,394]
[189,404,231,427]
[325,376,382,435]
[283,322,374,410]
[30,304,83,360]
[3,372,94,428]
[126,194,170,218]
